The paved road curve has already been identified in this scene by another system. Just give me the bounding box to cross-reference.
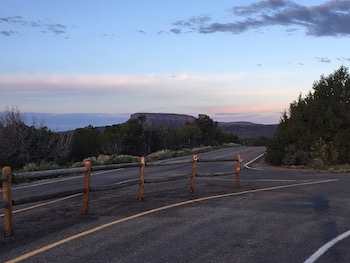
[1,146,350,262]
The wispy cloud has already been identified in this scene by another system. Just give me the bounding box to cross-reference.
[0,71,301,125]
[337,57,350,62]
[316,57,331,63]
[0,73,246,96]
[0,15,69,36]
[1,30,17,36]
[170,0,350,37]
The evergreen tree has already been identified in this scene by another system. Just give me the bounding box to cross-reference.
[266,66,350,166]
[101,124,123,155]
[69,125,101,161]
[121,117,144,156]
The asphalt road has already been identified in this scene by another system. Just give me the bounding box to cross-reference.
[1,146,350,263]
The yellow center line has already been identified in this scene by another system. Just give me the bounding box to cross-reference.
[6,178,338,263]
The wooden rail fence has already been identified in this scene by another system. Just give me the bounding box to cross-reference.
[1,153,242,237]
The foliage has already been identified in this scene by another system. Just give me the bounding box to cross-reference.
[282,144,310,166]
[100,124,123,155]
[72,154,139,167]
[195,114,220,145]
[242,136,270,146]
[120,118,144,156]
[0,107,72,169]
[69,125,101,162]
[1,109,241,170]
[176,122,202,148]
[21,161,61,172]
[266,66,350,166]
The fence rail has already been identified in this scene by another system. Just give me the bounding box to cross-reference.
[1,153,242,237]
[13,167,88,181]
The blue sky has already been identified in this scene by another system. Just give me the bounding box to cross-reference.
[1,0,350,131]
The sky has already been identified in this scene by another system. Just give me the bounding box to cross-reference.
[1,0,350,131]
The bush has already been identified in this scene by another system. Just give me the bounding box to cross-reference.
[282,145,310,166]
[310,157,327,170]
[21,161,61,172]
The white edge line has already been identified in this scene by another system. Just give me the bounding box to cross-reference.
[0,193,82,218]
[5,178,339,263]
[244,153,265,171]
[304,229,350,263]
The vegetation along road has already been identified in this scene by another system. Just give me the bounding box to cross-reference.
[1,146,350,262]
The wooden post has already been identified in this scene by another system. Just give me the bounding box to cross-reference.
[235,154,242,189]
[189,155,198,193]
[81,161,91,215]
[138,156,145,202]
[2,166,13,237]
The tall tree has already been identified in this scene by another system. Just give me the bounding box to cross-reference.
[195,114,221,145]
[69,125,101,161]
[0,108,72,168]
[0,108,30,167]
[266,66,350,166]
[177,122,202,148]
[121,118,144,156]
[101,124,123,155]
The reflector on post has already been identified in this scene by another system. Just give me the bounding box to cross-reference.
[235,154,242,189]
[190,155,197,193]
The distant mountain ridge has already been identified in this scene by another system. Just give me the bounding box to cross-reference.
[130,113,277,138]
[218,122,277,139]
[130,113,196,127]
